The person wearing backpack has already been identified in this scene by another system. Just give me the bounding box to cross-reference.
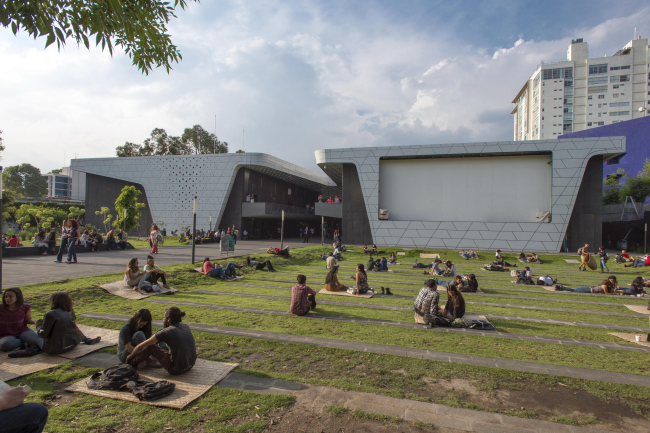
[598,246,610,273]
[126,307,197,375]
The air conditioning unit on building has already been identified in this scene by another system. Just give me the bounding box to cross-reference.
[536,210,551,223]
[378,209,389,220]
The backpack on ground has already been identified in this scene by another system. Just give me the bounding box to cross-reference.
[87,364,139,390]
[130,380,176,401]
[516,276,534,285]
[423,313,451,328]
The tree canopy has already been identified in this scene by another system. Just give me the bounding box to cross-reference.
[116,125,229,157]
[0,0,198,74]
[603,160,650,204]
[2,163,48,197]
[113,185,145,233]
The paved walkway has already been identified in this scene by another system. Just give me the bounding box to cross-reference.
[73,352,613,433]
[1,240,307,287]
[80,312,650,386]
[191,290,649,330]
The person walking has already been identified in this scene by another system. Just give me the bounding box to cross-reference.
[54,220,69,263]
[598,246,610,273]
[303,226,309,243]
[65,219,79,264]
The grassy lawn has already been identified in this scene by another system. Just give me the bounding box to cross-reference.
[128,236,189,249]
[10,245,650,431]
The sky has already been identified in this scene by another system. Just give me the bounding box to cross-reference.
[1,0,650,175]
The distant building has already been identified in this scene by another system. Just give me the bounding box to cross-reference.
[512,36,649,140]
[42,167,86,202]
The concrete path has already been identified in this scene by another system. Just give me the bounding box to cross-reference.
[79,312,650,386]
[73,352,614,433]
[1,240,307,287]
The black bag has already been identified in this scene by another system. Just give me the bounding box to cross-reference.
[87,364,139,390]
[423,313,451,327]
[131,380,176,401]
[516,276,534,285]
[469,320,495,331]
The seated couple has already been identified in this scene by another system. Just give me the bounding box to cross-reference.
[246,256,276,272]
[459,250,478,260]
[367,256,388,272]
[123,307,197,375]
[413,278,466,324]
[518,252,542,263]
[202,258,243,280]
[555,277,618,294]
[1,289,101,358]
[423,259,455,277]
[437,274,479,293]
[363,245,379,254]
[614,250,630,264]
[125,256,172,292]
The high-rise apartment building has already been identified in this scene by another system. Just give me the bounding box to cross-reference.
[512,36,649,140]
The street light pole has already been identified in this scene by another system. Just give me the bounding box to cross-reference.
[280,210,284,250]
[123,208,126,234]
[0,166,3,292]
[192,196,197,264]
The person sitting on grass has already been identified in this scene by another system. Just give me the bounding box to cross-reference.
[615,250,630,264]
[461,274,479,293]
[326,252,337,270]
[528,253,542,264]
[372,244,378,255]
[333,246,343,261]
[515,266,532,278]
[124,258,151,291]
[246,256,276,272]
[143,255,172,291]
[127,307,197,375]
[290,274,317,315]
[0,288,43,358]
[495,249,503,260]
[413,279,440,323]
[118,309,164,366]
[442,260,456,277]
[555,279,617,294]
[427,259,443,275]
[623,277,646,296]
[35,292,100,356]
[388,252,397,264]
[439,285,466,320]
[460,250,478,260]
[379,257,388,271]
[517,252,527,262]
[625,254,650,268]
[366,256,376,271]
[203,258,241,280]
[363,245,370,254]
[0,382,49,433]
[349,264,372,295]
[325,266,348,292]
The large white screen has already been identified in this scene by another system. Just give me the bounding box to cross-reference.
[378,155,552,223]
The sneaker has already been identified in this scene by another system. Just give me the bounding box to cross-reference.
[83,336,101,345]
[54,260,62,263]
[9,347,41,358]
[65,261,72,264]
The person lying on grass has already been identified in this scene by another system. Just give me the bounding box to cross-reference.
[290,274,317,316]
[143,255,172,291]
[34,292,100,356]
[624,254,650,268]
[127,307,197,375]
[483,261,509,271]
[246,256,276,272]
[413,259,434,270]
[118,309,165,366]
[325,266,348,292]
[202,258,242,280]
[439,285,466,320]
[413,279,440,323]
[555,278,617,294]
[460,250,478,260]
[622,277,647,296]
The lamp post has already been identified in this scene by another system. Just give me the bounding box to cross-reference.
[210,214,212,232]
[0,166,3,291]
[280,210,285,250]
[123,208,126,234]
[192,196,197,264]
[639,107,646,117]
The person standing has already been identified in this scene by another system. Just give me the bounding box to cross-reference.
[232,226,238,244]
[303,226,309,243]
[54,219,69,263]
[149,224,162,254]
[65,219,79,264]
[598,246,610,273]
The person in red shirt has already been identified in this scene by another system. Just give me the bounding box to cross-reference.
[290,275,316,316]
[6,235,21,247]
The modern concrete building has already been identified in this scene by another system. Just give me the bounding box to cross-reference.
[316,137,624,252]
[71,153,338,237]
[512,36,649,140]
[42,167,86,201]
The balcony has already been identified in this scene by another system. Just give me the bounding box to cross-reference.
[241,202,321,220]
[314,202,342,219]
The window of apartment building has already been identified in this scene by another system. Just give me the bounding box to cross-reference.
[565,68,573,79]
[613,93,619,98]
[610,66,630,71]
[598,95,605,99]
[610,102,630,107]
[587,122,593,126]
[598,104,602,108]
[588,76,608,85]
[588,85,608,93]
[588,95,593,100]
[597,121,605,126]
[598,113,601,117]
[613,84,620,89]
[564,80,573,87]
[589,113,593,116]
[609,111,630,116]
[610,75,631,83]
[589,64,608,75]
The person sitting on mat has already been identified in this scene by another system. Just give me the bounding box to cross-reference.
[0,288,43,357]
[439,285,466,320]
[349,264,372,295]
[460,250,477,260]
[35,292,100,356]
[246,256,276,272]
[143,255,172,291]
[555,279,616,294]
[124,258,152,291]
[413,279,440,323]
[290,274,317,315]
[117,309,164,366]
[442,260,456,277]
[515,266,532,278]
[623,277,646,296]
[325,266,348,292]
[127,307,197,375]
[461,274,479,293]
[203,258,241,280]
[379,257,388,271]
[388,252,397,264]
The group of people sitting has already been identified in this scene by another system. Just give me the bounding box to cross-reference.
[363,245,382,255]
[125,255,174,292]
[189,226,239,245]
[413,258,457,277]
[518,252,542,264]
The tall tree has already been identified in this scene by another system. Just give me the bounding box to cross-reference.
[1,0,199,74]
[3,163,47,197]
[181,125,228,154]
[113,186,146,233]
[0,129,4,153]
